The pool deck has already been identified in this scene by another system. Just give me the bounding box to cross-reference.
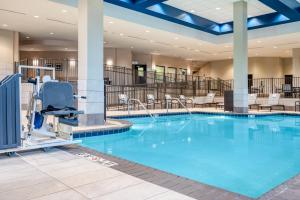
[2,107,300,200]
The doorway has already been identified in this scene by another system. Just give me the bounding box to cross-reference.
[248,74,253,93]
[284,75,293,97]
[133,64,147,84]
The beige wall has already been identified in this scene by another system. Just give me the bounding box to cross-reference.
[0,29,18,79]
[198,57,293,80]
[20,51,78,60]
[132,52,206,74]
[104,48,132,68]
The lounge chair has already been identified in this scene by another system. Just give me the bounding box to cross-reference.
[146,94,162,109]
[259,93,285,111]
[179,95,193,107]
[248,93,260,110]
[165,94,179,109]
[118,94,130,111]
[193,93,217,107]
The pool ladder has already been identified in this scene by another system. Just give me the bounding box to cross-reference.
[128,99,155,120]
[166,98,192,115]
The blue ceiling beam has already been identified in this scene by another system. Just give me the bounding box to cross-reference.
[220,12,290,34]
[258,0,300,20]
[104,0,300,35]
[104,0,220,34]
[134,0,168,8]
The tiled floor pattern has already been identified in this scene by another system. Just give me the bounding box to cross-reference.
[63,145,300,200]
[0,148,196,200]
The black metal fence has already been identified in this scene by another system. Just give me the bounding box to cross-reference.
[16,58,300,109]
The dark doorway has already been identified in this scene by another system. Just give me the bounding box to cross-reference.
[248,74,253,93]
[284,75,293,97]
[133,64,147,84]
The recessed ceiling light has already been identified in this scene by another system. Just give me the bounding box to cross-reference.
[33,15,39,18]
[64,48,68,50]
[216,7,221,10]
[174,37,179,40]
[26,36,30,39]
[145,30,150,33]
[190,10,195,13]
[2,24,8,27]
[104,41,107,44]
[119,33,124,36]
[109,21,114,24]
[257,40,262,43]
[62,9,67,13]
[130,46,134,49]
[273,46,278,49]
[49,32,54,35]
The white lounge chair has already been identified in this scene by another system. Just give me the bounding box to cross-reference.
[165,94,179,109]
[146,94,162,109]
[193,93,217,107]
[248,93,260,110]
[179,95,193,107]
[259,93,285,111]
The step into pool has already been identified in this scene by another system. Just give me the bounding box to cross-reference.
[78,114,300,198]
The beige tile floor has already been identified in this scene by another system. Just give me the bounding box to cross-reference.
[0,148,196,200]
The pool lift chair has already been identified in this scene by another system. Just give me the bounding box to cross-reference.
[26,75,85,143]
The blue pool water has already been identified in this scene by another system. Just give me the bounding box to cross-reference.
[79,114,300,198]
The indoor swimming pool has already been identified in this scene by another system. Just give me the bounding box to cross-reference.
[78,114,300,198]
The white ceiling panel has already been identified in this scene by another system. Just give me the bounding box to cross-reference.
[164,0,275,23]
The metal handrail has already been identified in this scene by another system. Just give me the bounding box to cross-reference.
[128,99,155,120]
[166,98,192,115]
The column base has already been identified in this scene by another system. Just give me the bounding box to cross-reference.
[234,107,248,113]
[79,113,105,126]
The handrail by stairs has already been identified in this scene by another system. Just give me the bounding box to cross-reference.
[128,99,155,120]
[166,98,192,115]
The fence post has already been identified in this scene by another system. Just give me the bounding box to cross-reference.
[271,78,274,94]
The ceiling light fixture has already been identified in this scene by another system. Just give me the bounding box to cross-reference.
[190,10,195,13]
[174,37,179,40]
[109,21,114,24]
[2,24,8,27]
[130,46,134,49]
[257,40,262,43]
[62,9,67,13]
[34,15,39,18]
[119,33,124,36]
[273,46,278,49]
[26,36,30,39]
[216,7,221,10]
[64,48,68,50]
[145,30,150,33]
[50,32,54,35]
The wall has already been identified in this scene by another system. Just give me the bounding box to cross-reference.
[0,29,19,80]
[104,48,132,68]
[132,52,206,74]
[198,57,293,80]
[20,51,78,60]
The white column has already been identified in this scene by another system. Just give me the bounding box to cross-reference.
[292,48,300,77]
[78,0,104,126]
[233,0,248,113]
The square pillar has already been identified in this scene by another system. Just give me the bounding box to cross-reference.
[78,0,104,126]
[233,0,248,113]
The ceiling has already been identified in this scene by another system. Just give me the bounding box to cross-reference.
[165,0,274,24]
[0,0,299,61]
